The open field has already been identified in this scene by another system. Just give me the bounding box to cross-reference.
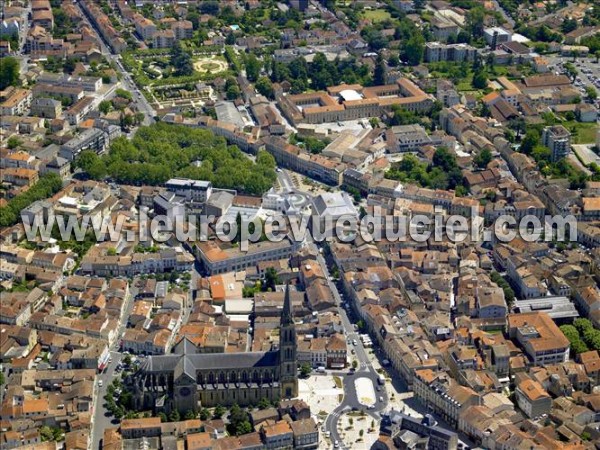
[563,121,599,144]
[362,9,391,22]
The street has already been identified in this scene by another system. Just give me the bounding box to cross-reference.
[277,169,296,193]
[90,351,123,450]
[73,0,156,126]
[89,284,136,450]
[310,242,388,449]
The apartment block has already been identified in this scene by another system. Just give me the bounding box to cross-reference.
[507,312,570,366]
[425,42,478,63]
[542,125,571,162]
[0,88,32,116]
[65,96,95,125]
[60,127,108,161]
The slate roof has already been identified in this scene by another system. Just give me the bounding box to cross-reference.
[141,351,279,374]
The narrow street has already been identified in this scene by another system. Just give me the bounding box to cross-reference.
[89,286,136,450]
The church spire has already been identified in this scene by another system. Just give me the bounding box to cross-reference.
[282,282,293,326]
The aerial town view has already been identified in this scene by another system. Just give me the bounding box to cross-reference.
[1,0,600,449]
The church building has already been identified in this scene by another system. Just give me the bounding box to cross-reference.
[129,285,298,414]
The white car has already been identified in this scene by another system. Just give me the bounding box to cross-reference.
[334,441,339,448]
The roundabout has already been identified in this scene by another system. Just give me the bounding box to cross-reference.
[193,56,228,75]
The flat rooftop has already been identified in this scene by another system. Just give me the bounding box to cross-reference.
[514,296,579,320]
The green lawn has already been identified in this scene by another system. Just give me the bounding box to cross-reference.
[562,121,599,144]
[488,66,510,78]
[362,9,392,22]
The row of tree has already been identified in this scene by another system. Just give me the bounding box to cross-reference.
[0,173,63,227]
[560,318,600,356]
[75,123,277,195]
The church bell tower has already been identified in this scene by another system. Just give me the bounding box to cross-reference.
[279,283,298,399]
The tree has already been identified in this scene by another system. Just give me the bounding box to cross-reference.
[359,429,364,438]
[158,412,168,422]
[200,1,219,15]
[213,404,226,419]
[388,104,419,126]
[75,150,107,180]
[362,28,388,51]
[228,404,252,436]
[433,147,458,172]
[256,76,274,99]
[40,426,55,442]
[258,397,272,410]
[0,56,19,89]
[352,360,358,369]
[169,409,181,422]
[472,69,488,89]
[170,41,193,76]
[531,145,552,163]
[520,130,540,155]
[474,148,492,169]
[226,83,241,100]
[199,408,210,420]
[103,123,276,194]
[63,58,76,74]
[185,410,197,420]
[99,100,112,115]
[560,324,589,355]
[0,372,4,386]
[0,173,63,227]
[115,88,133,100]
[300,362,312,378]
[561,18,578,34]
[563,62,578,81]
[585,86,598,101]
[245,53,261,82]
[508,117,526,138]
[466,7,485,38]
[401,34,425,66]
[373,54,386,86]
[7,136,21,149]
[263,267,280,292]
